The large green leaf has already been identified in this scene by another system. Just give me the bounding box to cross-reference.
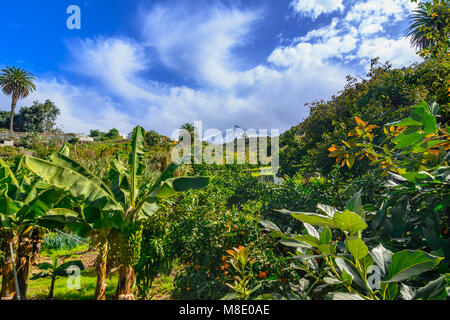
[335,257,366,289]
[16,188,67,222]
[129,126,146,207]
[0,158,19,187]
[279,209,335,228]
[328,292,365,300]
[108,157,130,205]
[381,282,398,300]
[320,227,332,245]
[292,235,321,248]
[317,203,337,217]
[55,260,84,277]
[333,209,367,235]
[24,156,121,211]
[171,177,210,192]
[387,250,443,283]
[345,190,362,213]
[50,152,113,197]
[370,244,393,278]
[152,177,209,199]
[414,276,447,300]
[393,132,425,150]
[346,237,368,261]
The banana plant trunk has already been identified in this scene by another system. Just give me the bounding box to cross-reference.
[94,239,108,300]
[115,265,135,300]
[16,235,33,299]
[31,229,44,265]
[0,236,17,300]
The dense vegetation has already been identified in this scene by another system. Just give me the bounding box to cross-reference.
[0,0,448,300]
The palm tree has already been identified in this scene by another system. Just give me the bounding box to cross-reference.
[406,3,449,50]
[180,123,196,141]
[0,66,36,132]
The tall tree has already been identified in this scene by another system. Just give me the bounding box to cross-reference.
[406,0,450,52]
[0,67,36,132]
[15,100,60,133]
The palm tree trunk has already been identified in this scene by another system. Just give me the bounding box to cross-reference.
[94,239,108,300]
[9,93,18,133]
[0,236,17,300]
[115,265,135,300]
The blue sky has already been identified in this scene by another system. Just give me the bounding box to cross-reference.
[0,0,422,136]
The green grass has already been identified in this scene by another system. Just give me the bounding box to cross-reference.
[27,269,118,300]
[40,244,90,258]
[146,275,175,300]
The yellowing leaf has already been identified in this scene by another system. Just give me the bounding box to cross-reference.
[355,116,366,127]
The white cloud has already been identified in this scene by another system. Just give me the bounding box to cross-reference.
[66,37,157,102]
[290,0,344,19]
[346,0,417,36]
[357,37,421,70]
[268,30,358,68]
[142,3,260,88]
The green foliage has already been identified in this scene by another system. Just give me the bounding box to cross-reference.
[14,100,60,133]
[271,192,446,300]
[279,56,449,177]
[41,233,87,251]
[89,128,121,141]
[408,0,450,57]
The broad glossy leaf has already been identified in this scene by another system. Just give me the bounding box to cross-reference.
[333,209,367,235]
[50,152,113,196]
[279,210,335,228]
[393,132,425,150]
[414,276,447,300]
[55,260,84,277]
[345,190,362,213]
[335,257,365,290]
[387,250,443,282]
[58,144,70,156]
[129,126,146,206]
[293,235,321,248]
[329,292,365,300]
[171,177,210,192]
[400,284,415,300]
[381,282,398,300]
[304,222,320,239]
[320,227,332,244]
[346,237,368,261]
[370,244,393,278]
[317,203,337,217]
[24,156,121,211]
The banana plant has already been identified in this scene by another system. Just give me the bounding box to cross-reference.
[24,126,210,300]
[0,157,72,300]
[31,256,84,299]
[270,191,446,300]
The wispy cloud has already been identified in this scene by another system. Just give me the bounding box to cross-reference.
[142,2,261,88]
[2,0,422,136]
[290,0,344,19]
